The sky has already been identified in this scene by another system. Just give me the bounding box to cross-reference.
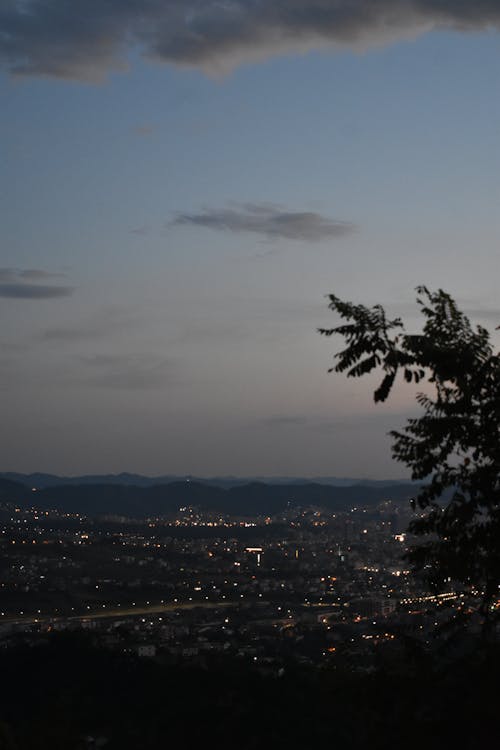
[1,1,500,479]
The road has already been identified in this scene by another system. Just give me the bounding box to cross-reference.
[1,600,238,627]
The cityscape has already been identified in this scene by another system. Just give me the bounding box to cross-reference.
[0,475,472,673]
[3,0,500,747]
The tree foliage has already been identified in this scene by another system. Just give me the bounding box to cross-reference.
[319,286,500,627]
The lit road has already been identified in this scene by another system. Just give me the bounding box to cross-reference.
[1,600,239,627]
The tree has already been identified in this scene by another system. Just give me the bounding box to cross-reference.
[319,286,500,633]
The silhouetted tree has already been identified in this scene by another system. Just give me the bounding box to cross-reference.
[319,286,500,634]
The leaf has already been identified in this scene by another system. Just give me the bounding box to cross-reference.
[320,285,500,627]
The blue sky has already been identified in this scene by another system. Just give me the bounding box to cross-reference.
[1,2,500,477]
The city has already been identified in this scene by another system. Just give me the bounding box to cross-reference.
[3,1,500,746]
[0,479,469,674]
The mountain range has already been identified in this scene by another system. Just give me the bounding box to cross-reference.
[0,472,412,490]
[0,474,417,519]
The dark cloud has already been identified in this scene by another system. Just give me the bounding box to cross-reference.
[0,268,65,282]
[2,1,500,80]
[172,204,355,241]
[0,268,74,299]
[0,283,74,299]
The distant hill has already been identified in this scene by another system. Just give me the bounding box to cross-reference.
[0,477,26,503]
[0,471,413,490]
[0,477,418,518]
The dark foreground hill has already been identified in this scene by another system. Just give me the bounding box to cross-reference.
[0,634,497,750]
[0,477,416,518]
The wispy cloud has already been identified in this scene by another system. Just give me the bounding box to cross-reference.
[172,204,355,242]
[129,225,150,236]
[0,269,74,299]
[41,307,138,342]
[81,353,176,389]
[2,1,500,81]
[0,268,66,282]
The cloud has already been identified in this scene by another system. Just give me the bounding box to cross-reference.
[18,269,66,281]
[129,225,150,236]
[172,204,355,241]
[41,307,137,342]
[81,353,176,389]
[0,268,74,299]
[2,1,500,81]
[0,284,74,299]
[0,268,66,282]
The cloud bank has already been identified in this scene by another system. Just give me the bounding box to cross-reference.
[172,204,354,241]
[0,269,74,299]
[1,1,500,81]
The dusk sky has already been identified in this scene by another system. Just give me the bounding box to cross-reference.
[2,1,500,478]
